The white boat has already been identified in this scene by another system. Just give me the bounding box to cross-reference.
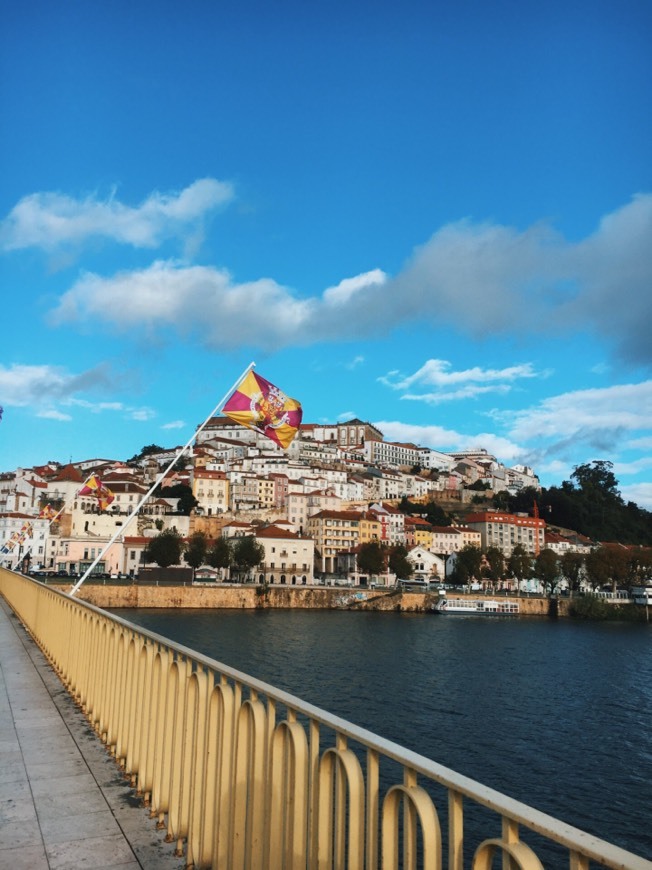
[434,597,519,615]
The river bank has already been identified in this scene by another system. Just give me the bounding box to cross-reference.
[50,581,566,615]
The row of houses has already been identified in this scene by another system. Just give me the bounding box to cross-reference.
[0,417,558,583]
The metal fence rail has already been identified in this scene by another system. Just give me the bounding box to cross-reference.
[1,569,649,870]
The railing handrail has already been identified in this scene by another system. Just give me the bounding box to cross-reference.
[2,569,650,870]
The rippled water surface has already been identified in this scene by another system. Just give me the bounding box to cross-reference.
[117,608,652,860]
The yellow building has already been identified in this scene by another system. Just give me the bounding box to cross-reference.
[358,511,381,545]
[306,510,361,574]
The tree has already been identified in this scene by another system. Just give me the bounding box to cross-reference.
[232,536,265,582]
[535,548,560,596]
[423,501,451,527]
[357,542,385,578]
[584,548,611,591]
[571,460,621,500]
[143,529,183,569]
[127,444,166,464]
[483,546,506,587]
[388,545,413,580]
[507,544,532,594]
[601,546,631,593]
[560,551,585,598]
[177,488,199,516]
[467,480,491,491]
[207,536,233,580]
[183,531,208,578]
[450,544,482,586]
[158,483,198,515]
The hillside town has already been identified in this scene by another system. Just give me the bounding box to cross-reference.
[0,416,642,595]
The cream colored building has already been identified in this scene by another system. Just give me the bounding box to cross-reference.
[306,510,361,574]
[254,525,315,585]
[193,469,229,516]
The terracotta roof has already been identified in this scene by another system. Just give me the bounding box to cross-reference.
[50,464,84,483]
[256,525,300,540]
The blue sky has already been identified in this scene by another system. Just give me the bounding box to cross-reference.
[1,0,651,506]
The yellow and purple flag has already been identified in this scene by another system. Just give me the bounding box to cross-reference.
[39,504,62,521]
[1,521,32,553]
[79,474,115,511]
[222,370,302,449]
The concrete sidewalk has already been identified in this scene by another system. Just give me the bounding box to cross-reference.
[0,596,182,869]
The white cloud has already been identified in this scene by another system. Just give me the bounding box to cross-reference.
[0,363,113,406]
[129,408,156,422]
[49,260,315,351]
[625,436,652,450]
[380,360,539,390]
[400,384,513,404]
[323,269,387,305]
[378,360,541,404]
[0,178,233,252]
[37,192,652,363]
[612,457,652,476]
[372,420,528,463]
[162,420,186,430]
[0,363,155,426]
[37,409,72,422]
[509,381,652,442]
[619,483,652,510]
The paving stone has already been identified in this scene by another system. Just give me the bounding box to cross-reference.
[0,596,185,869]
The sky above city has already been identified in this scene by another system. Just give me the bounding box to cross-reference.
[1,1,651,506]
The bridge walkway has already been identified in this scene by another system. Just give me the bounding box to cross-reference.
[0,597,182,870]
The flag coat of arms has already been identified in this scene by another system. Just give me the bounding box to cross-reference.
[39,504,61,520]
[79,474,115,511]
[222,371,302,449]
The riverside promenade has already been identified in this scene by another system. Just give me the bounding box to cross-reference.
[0,597,181,870]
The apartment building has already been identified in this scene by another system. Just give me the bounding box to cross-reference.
[306,510,361,574]
[464,510,546,556]
[193,469,229,516]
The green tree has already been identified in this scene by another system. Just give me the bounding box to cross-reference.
[483,546,506,587]
[183,531,208,578]
[535,548,560,596]
[625,548,652,592]
[143,529,183,569]
[584,548,610,591]
[232,536,265,582]
[602,546,631,593]
[423,501,451,526]
[571,460,621,499]
[357,542,385,578]
[507,544,532,594]
[206,536,233,580]
[127,444,165,463]
[560,551,585,598]
[450,544,482,586]
[177,488,199,516]
[158,483,198,515]
[388,545,413,580]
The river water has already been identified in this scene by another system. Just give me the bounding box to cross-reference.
[117,608,652,861]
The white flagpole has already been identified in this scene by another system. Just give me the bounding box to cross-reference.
[70,361,256,596]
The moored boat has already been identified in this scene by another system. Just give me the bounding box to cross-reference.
[434,597,519,615]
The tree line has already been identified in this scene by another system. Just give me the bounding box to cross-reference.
[448,541,651,597]
[142,530,264,582]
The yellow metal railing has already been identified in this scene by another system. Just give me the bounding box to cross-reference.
[1,570,650,870]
